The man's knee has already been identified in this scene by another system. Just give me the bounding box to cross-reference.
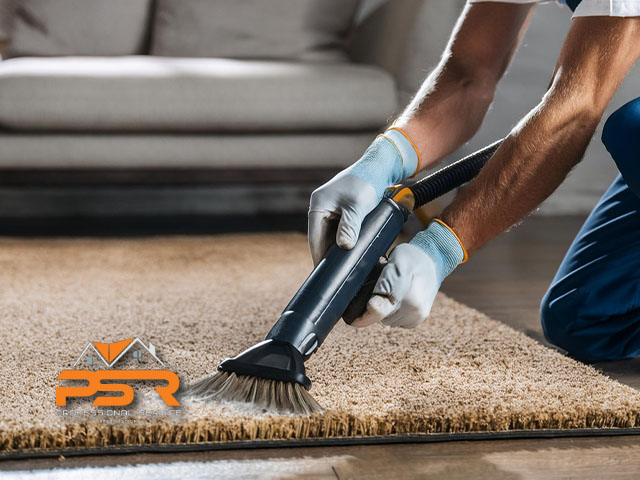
[540,280,640,362]
[540,284,599,361]
[602,97,640,195]
[540,286,575,353]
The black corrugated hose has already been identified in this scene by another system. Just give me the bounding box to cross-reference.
[410,139,503,209]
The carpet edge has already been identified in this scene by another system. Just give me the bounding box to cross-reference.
[3,428,640,461]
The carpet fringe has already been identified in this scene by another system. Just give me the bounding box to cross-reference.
[2,409,640,452]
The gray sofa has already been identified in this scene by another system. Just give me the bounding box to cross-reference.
[0,0,464,219]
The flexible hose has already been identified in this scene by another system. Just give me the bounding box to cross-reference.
[410,139,503,210]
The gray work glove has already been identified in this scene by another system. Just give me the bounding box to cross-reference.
[308,128,420,265]
[351,220,466,329]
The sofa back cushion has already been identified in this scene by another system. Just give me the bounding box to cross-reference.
[151,0,360,62]
[4,0,152,59]
[0,0,16,44]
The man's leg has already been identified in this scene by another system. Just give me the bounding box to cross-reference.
[602,97,640,198]
[540,98,640,362]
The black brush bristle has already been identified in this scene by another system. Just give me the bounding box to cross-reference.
[188,371,323,415]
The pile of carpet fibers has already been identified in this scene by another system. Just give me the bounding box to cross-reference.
[1,233,639,453]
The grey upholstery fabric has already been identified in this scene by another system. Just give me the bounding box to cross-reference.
[0,0,16,43]
[0,56,396,132]
[152,0,360,62]
[350,0,466,104]
[4,0,152,58]
[0,133,375,168]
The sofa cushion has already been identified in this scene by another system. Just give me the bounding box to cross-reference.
[4,0,152,58]
[0,56,397,132]
[0,133,375,168]
[151,0,360,62]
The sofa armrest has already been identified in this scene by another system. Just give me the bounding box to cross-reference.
[349,0,466,104]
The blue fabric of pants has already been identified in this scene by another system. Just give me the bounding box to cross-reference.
[540,97,640,361]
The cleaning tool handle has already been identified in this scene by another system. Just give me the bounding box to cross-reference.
[342,139,503,324]
[341,257,387,324]
[410,139,502,209]
[266,198,409,358]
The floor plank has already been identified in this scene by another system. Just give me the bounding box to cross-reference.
[3,436,640,479]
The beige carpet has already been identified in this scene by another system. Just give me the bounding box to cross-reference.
[1,233,640,454]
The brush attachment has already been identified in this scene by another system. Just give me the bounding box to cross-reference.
[216,339,311,388]
[188,371,323,415]
[188,339,323,414]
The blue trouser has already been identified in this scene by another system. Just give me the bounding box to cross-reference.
[540,97,640,362]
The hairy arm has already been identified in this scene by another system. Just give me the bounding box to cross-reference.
[440,15,640,254]
[395,1,536,168]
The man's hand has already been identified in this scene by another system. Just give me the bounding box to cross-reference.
[308,129,419,265]
[350,243,440,328]
[351,220,465,329]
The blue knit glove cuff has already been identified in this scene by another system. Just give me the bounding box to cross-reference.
[348,129,419,199]
[410,221,465,283]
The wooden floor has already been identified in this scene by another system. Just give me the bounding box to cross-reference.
[2,436,640,479]
[2,215,639,479]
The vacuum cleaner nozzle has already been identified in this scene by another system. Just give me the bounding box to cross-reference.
[188,340,322,414]
[218,339,311,389]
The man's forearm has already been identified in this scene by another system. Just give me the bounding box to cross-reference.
[440,16,640,254]
[393,2,534,172]
[393,58,496,171]
[440,94,599,253]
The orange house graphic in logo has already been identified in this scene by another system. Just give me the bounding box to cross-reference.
[56,338,180,407]
[73,337,165,368]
